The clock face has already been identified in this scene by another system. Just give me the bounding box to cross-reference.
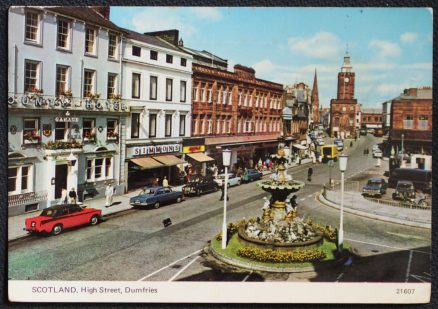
[344,77,350,83]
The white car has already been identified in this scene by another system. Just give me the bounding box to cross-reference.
[214,173,242,187]
[372,144,380,151]
[316,138,325,146]
[372,149,383,158]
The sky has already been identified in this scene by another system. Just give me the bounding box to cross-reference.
[111,7,433,108]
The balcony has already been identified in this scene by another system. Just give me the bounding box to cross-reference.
[8,190,48,207]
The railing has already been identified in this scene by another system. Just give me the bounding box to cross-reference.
[326,180,360,192]
[363,196,431,210]
[8,191,48,207]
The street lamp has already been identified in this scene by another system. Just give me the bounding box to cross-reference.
[338,154,348,253]
[221,148,232,249]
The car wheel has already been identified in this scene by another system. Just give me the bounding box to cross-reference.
[238,181,241,185]
[153,202,160,209]
[176,196,182,203]
[90,215,99,225]
[51,224,63,236]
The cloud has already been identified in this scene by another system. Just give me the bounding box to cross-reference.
[191,7,222,21]
[400,32,418,44]
[288,32,342,59]
[368,40,402,58]
[376,83,410,95]
[401,62,432,70]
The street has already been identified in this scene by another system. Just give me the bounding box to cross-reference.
[8,135,430,282]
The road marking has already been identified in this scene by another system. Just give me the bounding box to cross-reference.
[335,272,344,282]
[168,256,200,282]
[242,270,253,282]
[299,198,306,201]
[405,250,413,283]
[345,238,431,254]
[386,231,428,240]
[137,249,202,281]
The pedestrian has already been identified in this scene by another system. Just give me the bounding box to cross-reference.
[307,167,313,182]
[60,188,68,204]
[162,176,169,187]
[350,141,353,148]
[363,148,366,156]
[68,187,77,204]
[219,180,229,201]
[152,177,159,186]
[105,183,114,207]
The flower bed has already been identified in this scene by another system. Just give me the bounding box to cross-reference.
[237,246,326,263]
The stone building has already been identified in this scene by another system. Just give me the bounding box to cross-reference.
[330,52,359,138]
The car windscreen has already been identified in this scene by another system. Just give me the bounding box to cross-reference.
[367,180,381,185]
[397,183,413,189]
[323,148,332,156]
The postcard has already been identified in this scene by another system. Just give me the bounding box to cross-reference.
[7,6,432,304]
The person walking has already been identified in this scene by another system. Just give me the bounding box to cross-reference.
[105,183,114,207]
[68,187,77,204]
[162,176,169,187]
[219,180,229,201]
[307,167,313,182]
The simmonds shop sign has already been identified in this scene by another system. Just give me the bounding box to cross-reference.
[129,144,181,156]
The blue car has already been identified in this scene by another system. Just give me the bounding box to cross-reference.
[130,186,183,209]
[242,169,263,183]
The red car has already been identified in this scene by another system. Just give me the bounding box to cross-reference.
[24,204,102,236]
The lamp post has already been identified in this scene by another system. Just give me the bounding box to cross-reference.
[338,155,348,253]
[221,148,232,249]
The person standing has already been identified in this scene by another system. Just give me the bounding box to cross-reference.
[219,180,229,201]
[60,188,68,204]
[307,167,313,182]
[162,176,169,187]
[105,183,114,207]
[68,187,77,204]
[152,177,159,187]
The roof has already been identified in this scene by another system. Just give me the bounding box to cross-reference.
[180,46,228,63]
[122,28,184,53]
[46,7,124,33]
[361,108,382,114]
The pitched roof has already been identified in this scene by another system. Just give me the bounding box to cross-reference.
[121,28,184,53]
[179,46,227,63]
[46,6,124,33]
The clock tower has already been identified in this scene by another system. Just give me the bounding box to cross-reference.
[337,52,355,100]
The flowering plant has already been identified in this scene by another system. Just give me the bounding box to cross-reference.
[84,130,96,141]
[85,93,101,100]
[45,140,82,150]
[107,130,119,139]
[108,93,122,100]
[61,89,73,97]
[23,130,40,143]
[30,87,44,94]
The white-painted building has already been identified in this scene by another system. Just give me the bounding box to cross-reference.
[382,100,391,133]
[121,29,193,190]
[8,6,128,215]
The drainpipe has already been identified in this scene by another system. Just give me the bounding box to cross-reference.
[14,43,17,94]
[80,58,84,100]
[118,35,124,190]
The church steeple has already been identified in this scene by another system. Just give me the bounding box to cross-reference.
[311,68,320,124]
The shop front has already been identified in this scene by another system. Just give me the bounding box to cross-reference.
[182,138,215,177]
[126,143,185,190]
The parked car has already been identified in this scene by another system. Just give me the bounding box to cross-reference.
[388,168,432,193]
[360,128,367,136]
[214,173,242,187]
[372,149,383,158]
[24,204,102,236]
[242,169,263,183]
[333,139,344,151]
[316,138,325,146]
[130,186,183,209]
[362,178,387,198]
[392,180,416,200]
[182,175,219,196]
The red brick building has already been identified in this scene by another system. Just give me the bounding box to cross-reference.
[360,108,383,129]
[191,63,284,169]
[330,52,359,138]
[389,87,432,155]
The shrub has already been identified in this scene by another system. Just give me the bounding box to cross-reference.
[216,221,244,241]
[237,246,326,263]
[306,220,337,243]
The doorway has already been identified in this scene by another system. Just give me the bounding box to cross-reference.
[55,164,68,199]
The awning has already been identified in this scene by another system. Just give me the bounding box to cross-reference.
[292,144,308,150]
[153,155,186,166]
[186,152,215,163]
[130,157,164,170]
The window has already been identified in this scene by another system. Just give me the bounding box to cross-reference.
[132,73,140,99]
[55,122,68,141]
[150,76,157,100]
[193,86,199,101]
[87,160,92,180]
[56,65,69,96]
[23,118,39,144]
[165,114,172,137]
[8,166,32,194]
[108,33,118,58]
[207,117,212,134]
[25,11,40,43]
[181,58,187,66]
[180,81,186,102]
[403,115,413,129]
[24,60,40,92]
[166,78,173,101]
[150,50,158,60]
[132,45,141,57]
[86,157,113,181]
[83,70,95,97]
[418,115,428,130]
[107,73,117,99]
[107,119,118,140]
[149,114,157,137]
[95,158,103,179]
[105,158,112,178]
[166,54,173,63]
[83,118,96,141]
[85,27,97,54]
[57,19,70,49]
[179,115,186,136]
[131,113,140,138]
[200,88,205,102]
[207,88,212,103]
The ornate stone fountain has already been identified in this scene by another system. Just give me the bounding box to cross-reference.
[238,147,323,247]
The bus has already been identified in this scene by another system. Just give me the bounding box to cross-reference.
[321,145,339,163]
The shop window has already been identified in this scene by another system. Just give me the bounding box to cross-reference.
[165,114,172,137]
[83,118,96,141]
[179,115,186,136]
[150,76,157,100]
[149,114,157,137]
[107,119,119,140]
[23,118,40,144]
[131,113,140,138]
[25,11,41,44]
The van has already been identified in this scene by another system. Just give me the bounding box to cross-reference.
[321,145,339,163]
[388,168,432,193]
